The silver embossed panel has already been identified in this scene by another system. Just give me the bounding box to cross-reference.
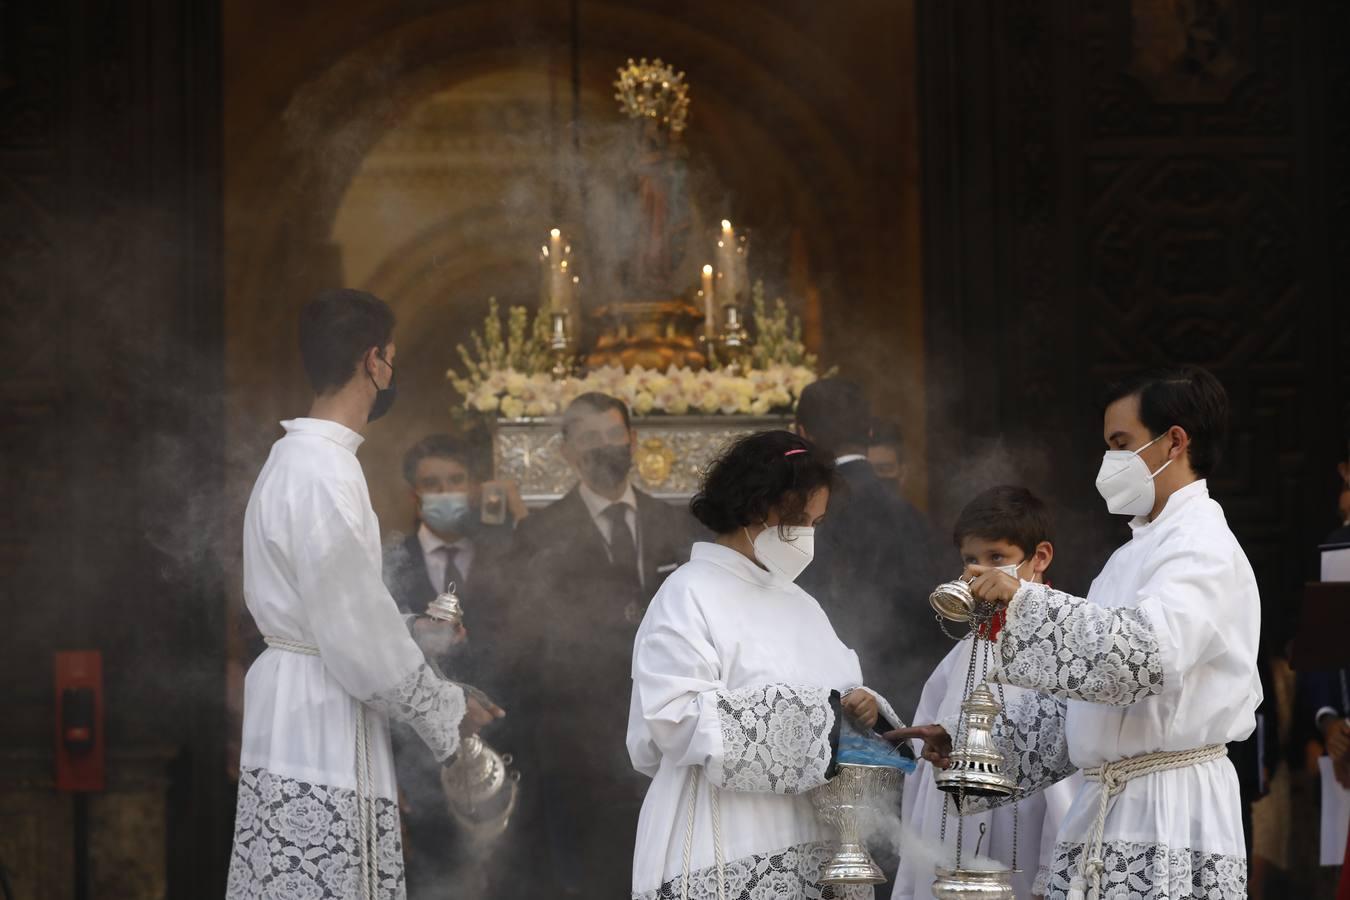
[494,415,792,505]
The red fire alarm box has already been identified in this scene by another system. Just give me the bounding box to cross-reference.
[55,651,104,792]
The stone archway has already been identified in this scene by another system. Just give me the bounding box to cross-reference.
[222,0,916,518]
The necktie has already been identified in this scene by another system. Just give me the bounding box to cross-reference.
[438,545,464,593]
[604,503,640,586]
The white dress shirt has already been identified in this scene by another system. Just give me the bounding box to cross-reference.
[578,480,643,585]
[417,523,476,592]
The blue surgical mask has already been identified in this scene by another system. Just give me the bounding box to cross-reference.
[420,492,473,534]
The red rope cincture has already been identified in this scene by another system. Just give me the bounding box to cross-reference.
[977,609,1007,642]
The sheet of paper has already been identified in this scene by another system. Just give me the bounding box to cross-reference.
[1321,546,1350,582]
[1319,754,1350,866]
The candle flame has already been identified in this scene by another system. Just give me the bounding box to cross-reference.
[721,219,732,231]
[550,228,561,238]
[702,264,713,275]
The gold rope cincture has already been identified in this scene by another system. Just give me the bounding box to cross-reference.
[264,636,379,900]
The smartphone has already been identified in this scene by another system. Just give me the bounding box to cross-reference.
[481,483,507,525]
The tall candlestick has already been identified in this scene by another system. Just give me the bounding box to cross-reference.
[701,264,715,337]
[548,228,566,312]
[716,219,737,306]
[734,231,750,306]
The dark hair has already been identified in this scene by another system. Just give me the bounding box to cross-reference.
[868,418,902,449]
[562,392,632,439]
[1102,365,1230,477]
[796,378,871,454]
[299,288,395,395]
[691,431,837,535]
[952,485,1054,559]
[402,434,484,485]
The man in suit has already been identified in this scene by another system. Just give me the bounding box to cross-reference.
[381,432,525,899]
[510,391,702,898]
[795,378,940,721]
[867,417,909,496]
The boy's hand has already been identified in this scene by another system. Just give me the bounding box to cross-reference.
[962,565,1022,604]
[884,724,952,768]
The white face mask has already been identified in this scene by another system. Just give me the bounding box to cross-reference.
[1095,432,1175,517]
[746,525,815,583]
[994,557,1034,582]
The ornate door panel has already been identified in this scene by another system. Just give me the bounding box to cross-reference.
[920,0,1348,636]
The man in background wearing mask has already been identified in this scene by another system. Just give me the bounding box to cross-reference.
[508,391,702,898]
[384,433,526,661]
[228,289,499,899]
[895,365,1261,900]
[382,432,525,899]
[867,417,908,495]
[796,379,939,720]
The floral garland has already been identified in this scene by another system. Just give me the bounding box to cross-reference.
[448,287,827,418]
[454,363,818,419]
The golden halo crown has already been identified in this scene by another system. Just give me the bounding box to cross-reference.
[614,58,690,134]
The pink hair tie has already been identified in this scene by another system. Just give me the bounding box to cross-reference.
[784,448,807,457]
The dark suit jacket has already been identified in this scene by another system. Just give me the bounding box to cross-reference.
[501,486,703,894]
[507,487,703,758]
[797,458,942,718]
[382,523,515,691]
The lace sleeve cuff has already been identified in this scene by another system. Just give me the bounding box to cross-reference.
[1032,865,1050,896]
[996,582,1164,706]
[709,683,836,794]
[365,662,467,762]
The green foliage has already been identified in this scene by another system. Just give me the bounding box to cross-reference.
[748,281,821,371]
[450,298,553,395]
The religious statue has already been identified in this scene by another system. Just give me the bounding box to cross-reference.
[585,58,705,370]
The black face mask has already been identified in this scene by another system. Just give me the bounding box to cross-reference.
[367,354,397,423]
[580,444,632,491]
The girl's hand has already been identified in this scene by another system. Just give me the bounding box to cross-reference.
[842,689,879,730]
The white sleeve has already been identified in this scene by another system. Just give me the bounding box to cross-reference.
[292,482,466,762]
[628,584,839,794]
[1035,773,1078,893]
[909,642,962,754]
[994,540,1254,707]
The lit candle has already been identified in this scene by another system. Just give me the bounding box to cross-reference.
[701,264,715,336]
[716,219,737,306]
[550,229,565,311]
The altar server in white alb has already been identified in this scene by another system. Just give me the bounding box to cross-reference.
[895,366,1260,900]
[893,485,1080,900]
[628,431,906,900]
[227,289,499,899]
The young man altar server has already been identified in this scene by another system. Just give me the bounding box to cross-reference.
[227,289,500,899]
[895,366,1261,900]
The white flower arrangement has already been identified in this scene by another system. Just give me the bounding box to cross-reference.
[448,289,827,418]
[455,362,817,419]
